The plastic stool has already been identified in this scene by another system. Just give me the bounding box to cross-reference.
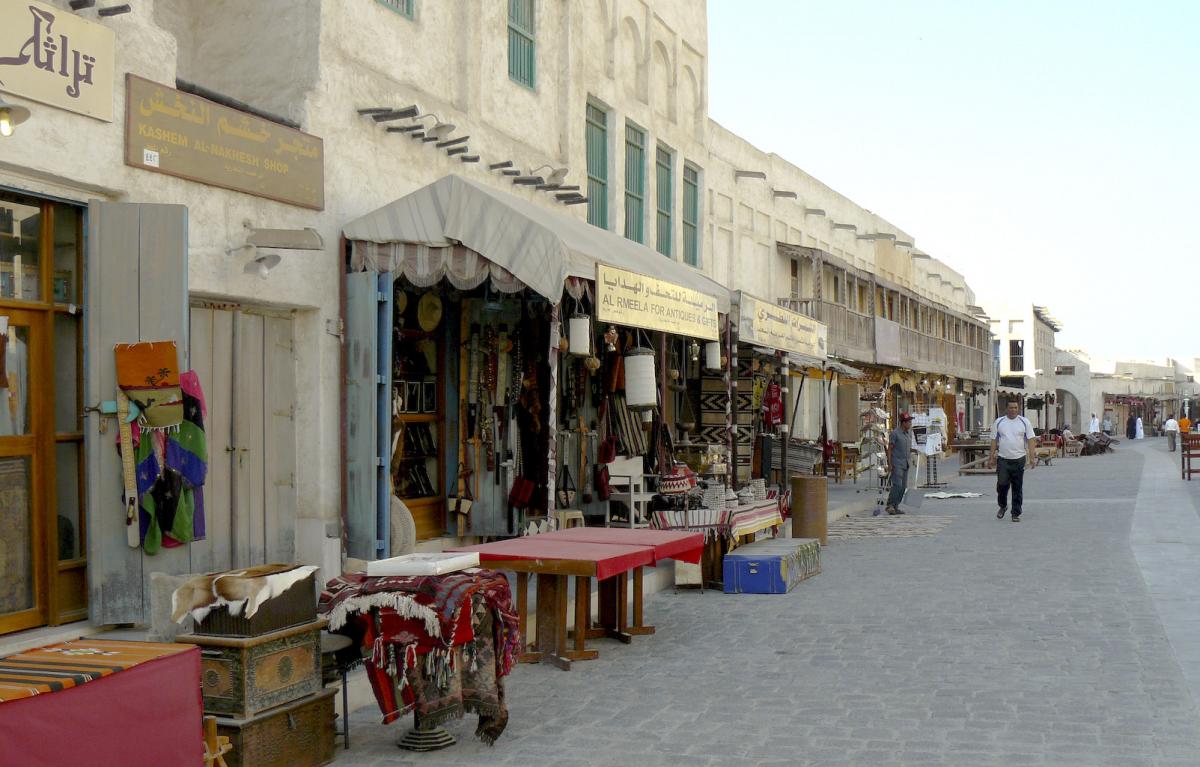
[554,509,586,529]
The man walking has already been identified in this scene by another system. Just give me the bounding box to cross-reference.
[1089,413,1100,434]
[990,401,1037,522]
[885,412,914,515]
[1164,414,1180,452]
[1181,413,1192,435]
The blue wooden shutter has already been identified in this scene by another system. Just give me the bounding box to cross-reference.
[586,103,608,228]
[624,123,645,243]
[344,271,392,560]
[683,162,700,266]
[656,145,673,256]
[508,0,536,88]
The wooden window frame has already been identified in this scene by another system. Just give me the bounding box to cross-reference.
[623,122,646,243]
[682,161,700,266]
[585,101,608,229]
[655,143,674,257]
[507,0,536,89]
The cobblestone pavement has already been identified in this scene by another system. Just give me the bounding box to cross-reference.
[336,441,1200,766]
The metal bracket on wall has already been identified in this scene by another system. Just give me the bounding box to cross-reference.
[326,318,345,343]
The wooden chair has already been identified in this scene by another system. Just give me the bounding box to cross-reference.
[606,456,655,527]
[1063,439,1083,458]
[203,716,232,767]
[1182,434,1200,480]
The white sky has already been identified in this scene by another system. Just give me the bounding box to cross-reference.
[707,0,1198,366]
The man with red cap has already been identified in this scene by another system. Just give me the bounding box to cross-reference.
[885,412,915,515]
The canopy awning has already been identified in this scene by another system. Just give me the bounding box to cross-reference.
[343,174,731,312]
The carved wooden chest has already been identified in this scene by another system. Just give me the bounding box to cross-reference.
[178,619,325,719]
[216,688,335,767]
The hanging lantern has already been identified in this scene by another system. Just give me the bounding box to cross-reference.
[704,341,721,370]
[640,410,654,424]
[604,325,618,352]
[568,314,591,356]
[624,346,658,409]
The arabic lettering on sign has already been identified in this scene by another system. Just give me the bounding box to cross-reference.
[738,293,828,358]
[126,75,325,210]
[0,1,114,121]
[596,264,719,340]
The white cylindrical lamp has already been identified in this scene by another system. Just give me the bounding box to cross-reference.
[567,314,591,356]
[704,341,721,370]
[624,346,657,409]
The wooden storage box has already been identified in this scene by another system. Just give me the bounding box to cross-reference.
[196,573,318,637]
[178,619,325,719]
[216,688,336,767]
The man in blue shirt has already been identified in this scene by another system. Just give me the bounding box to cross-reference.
[885,412,914,515]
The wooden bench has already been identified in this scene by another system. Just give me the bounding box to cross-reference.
[1182,433,1200,480]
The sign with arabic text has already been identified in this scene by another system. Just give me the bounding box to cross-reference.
[125,75,324,210]
[596,264,719,340]
[0,1,114,121]
[737,293,828,358]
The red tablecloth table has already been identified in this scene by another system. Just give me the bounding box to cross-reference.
[0,640,202,766]
[449,538,660,670]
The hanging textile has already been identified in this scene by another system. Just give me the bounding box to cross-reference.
[127,370,209,554]
[114,341,183,430]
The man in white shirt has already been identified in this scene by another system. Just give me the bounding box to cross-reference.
[1164,414,1180,452]
[989,400,1037,522]
[1089,413,1100,434]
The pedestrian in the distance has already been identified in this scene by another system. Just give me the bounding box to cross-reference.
[1136,416,1145,440]
[1089,413,1100,434]
[990,401,1037,523]
[1126,414,1137,440]
[1103,415,1113,435]
[1164,414,1180,452]
[1181,414,1193,434]
[885,412,914,516]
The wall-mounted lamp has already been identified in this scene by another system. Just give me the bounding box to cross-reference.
[804,207,826,217]
[244,253,281,280]
[414,113,455,139]
[531,164,569,185]
[0,96,31,137]
[734,170,767,181]
[772,189,797,199]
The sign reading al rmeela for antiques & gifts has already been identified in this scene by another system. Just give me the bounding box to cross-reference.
[0,1,115,121]
[125,74,325,210]
[596,264,719,340]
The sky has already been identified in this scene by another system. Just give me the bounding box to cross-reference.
[707,0,1199,367]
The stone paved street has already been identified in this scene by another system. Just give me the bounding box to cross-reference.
[337,440,1200,766]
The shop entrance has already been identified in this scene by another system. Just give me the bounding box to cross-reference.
[0,190,86,636]
[189,304,297,569]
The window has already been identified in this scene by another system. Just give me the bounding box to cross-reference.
[655,145,673,256]
[682,162,700,266]
[790,260,799,298]
[1055,365,1075,376]
[1009,339,1025,372]
[507,0,535,88]
[378,0,414,18]
[585,103,608,229]
[623,123,645,243]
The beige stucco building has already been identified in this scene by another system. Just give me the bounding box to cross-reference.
[0,0,993,640]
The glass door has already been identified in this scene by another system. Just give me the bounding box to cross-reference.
[0,309,48,634]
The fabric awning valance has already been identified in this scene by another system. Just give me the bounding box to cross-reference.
[343,174,731,312]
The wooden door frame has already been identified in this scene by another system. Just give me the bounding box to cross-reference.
[0,309,51,635]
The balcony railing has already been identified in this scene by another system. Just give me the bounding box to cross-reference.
[775,297,991,381]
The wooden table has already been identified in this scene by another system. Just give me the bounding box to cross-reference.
[450,530,703,670]
[953,441,994,475]
[538,528,703,639]
[448,538,656,670]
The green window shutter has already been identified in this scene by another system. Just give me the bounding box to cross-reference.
[508,0,536,88]
[623,123,645,243]
[585,103,608,229]
[682,162,700,266]
[377,0,414,18]
[655,145,673,257]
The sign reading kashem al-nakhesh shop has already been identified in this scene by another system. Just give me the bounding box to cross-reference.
[596,264,719,340]
[738,292,828,358]
[0,1,115,121]
[125,75,324,210]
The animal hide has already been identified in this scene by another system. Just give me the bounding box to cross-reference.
[171,563,318,624]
